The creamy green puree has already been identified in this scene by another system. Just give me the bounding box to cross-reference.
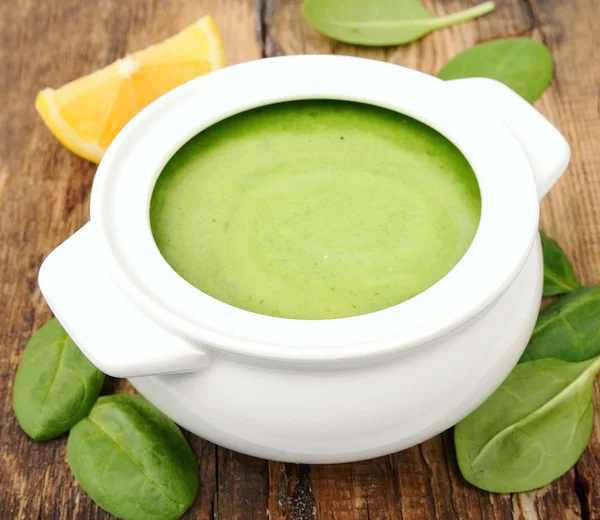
[150,100,481,320]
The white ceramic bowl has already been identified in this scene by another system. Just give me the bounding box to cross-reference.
[39,56,570,463]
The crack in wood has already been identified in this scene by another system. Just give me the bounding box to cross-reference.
[441,433,461,520]
[255,0,273,58]
[418,444,438,519]
[213,445,219,520]
[574,466,591,520]
[523,0,566,101]
[255,0,266,57]
[276,463,316,520]
[256,0,283,58]
[292,464,316,520]
[387,454,405,520]
[520,0,540,31]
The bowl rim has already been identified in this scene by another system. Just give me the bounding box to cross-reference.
[90,55,539,362]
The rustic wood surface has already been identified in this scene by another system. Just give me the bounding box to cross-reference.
[1,0,598,518]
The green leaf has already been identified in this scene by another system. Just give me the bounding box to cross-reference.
[520,286,600,363]
[455,356,600,493]
[67,394,198,520]
[12,318,105,440]
[302,0,495,46]
[541,231,582,297]
[437,38,553,103]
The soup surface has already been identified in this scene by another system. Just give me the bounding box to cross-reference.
[150,100,481,319]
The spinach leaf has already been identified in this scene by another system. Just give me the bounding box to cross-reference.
[67,394,198,520]
[437,38,553,103]
[302,0,495,46]
[541,231,582,297]
[12,318,105,440]
[520,286,600,363]
[455,356,600,493]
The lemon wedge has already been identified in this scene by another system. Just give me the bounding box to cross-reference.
[35,16,225,162]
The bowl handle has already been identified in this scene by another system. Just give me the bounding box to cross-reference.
[38,223,209,378]
[444,78,570,200]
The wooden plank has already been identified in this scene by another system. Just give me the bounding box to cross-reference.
[213,449,269,520]
[0,0,261,519]
[310,458,400,519]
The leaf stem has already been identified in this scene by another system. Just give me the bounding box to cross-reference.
[429,1,496,29]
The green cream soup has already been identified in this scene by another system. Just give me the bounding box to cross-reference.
[150,101,481,319]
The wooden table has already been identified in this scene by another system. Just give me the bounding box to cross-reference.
[1,0,599,518]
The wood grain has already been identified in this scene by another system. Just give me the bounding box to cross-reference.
[1,0,599,518]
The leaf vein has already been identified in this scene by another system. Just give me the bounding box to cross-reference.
[470,357,600,468]
[86,416,183,510]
